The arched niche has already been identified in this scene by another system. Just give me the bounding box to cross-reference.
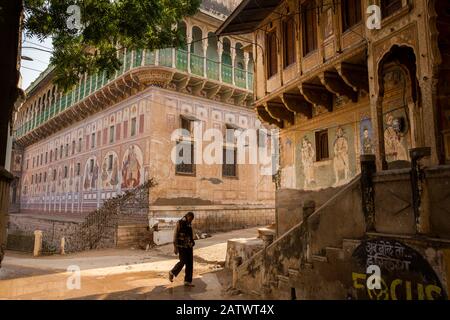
[377,45,420,168]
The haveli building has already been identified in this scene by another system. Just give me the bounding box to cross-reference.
[9,0,275,244]
[218,0,450,300]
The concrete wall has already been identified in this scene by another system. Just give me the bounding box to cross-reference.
[275,186,344,236]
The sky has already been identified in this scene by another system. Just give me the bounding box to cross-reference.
[20,35,53,90]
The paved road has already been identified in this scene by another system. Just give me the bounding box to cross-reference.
[0,227,260,300]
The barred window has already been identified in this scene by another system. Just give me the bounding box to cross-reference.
[381,0,402,18]
[222,147,237,178]
[301,0,318,56]
[315,130,329,161]
[175,141,195,175]
[342,0,362,31]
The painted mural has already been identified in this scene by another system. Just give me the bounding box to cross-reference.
[333,127,350,186]
[296,124,356,190]
[351,238,447,300]
[300,136,315,189]
[382,66,412,163]
[121,145,144,189]
[84,156,99,191]
[360,118,374,154]
[101,151,120,189]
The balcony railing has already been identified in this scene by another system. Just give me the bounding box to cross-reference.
[15,48,253,139]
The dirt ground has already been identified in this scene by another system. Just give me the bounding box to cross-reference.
[0,227,261,300]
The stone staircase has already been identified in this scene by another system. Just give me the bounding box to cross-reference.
[230,162,450,300]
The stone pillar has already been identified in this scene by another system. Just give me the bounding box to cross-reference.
[410,147,432,235]
[186,28,193,74]
[360,154,376,231]
[231,45,236,85]
[232,256,242,289]
[244,52,249,90]
[60,237,66,255]
[261,232,274,248]
[202,37,208,78]
[33,230,43,257]
[218,41,223,82]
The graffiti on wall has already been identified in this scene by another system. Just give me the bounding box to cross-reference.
[351,238,447,300]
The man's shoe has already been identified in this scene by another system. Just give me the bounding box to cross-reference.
[169,272,174,282]
[184,282,195,287]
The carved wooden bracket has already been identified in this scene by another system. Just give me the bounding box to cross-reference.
[205,84,221,99]
[319,71,358,102]
[335,62,369,93]
[190,79,206,96]
[265,102,295,125]
[256,105,283,128]
[298,83,333,112]
[280,93,313,119]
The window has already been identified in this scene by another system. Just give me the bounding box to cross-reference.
[76,163,81,176]
[55,148,58,160]
[65,144,69,157]
[91,133,95,149]
[301,0,318,56]
[381,0,403,18]
[222,147,238,178]
[64,166,68,178]
[26,159,29,169]
[44,172,47,183]
[283,17,296,67]
[181,117,192,135]
[45,152,48,164]
[90,159,94,174]
[131,117,137,136]
[60,145,63,159]
[53,169,57,181]
[266,30,278,78]
[39,173,42,183]
[175,141,195,175]
[78,138,82,153]
[32,157,35,168]
[72,141,76,155]
[315,130,329,161]
[40,154,43,166]
[108,155,113,171]
[50,150,53,162]
[109,126,115,143]
[342,0,362,31]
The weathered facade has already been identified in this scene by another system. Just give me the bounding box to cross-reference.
[218,0,450,300]
[10,1,275,240]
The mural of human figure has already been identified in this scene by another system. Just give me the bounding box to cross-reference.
[91,163,99,190]
[384,113,407,162]
[333,127,350,185]
[362,127,373,154]
[111,158,119,186]
[301,137,315,188]
[122,146,141,188]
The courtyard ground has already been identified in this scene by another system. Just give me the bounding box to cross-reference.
[0,227,260,300]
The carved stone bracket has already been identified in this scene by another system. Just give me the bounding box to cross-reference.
[256,106,283,128]
[264,102,294,125]
[298,83,333,112]
[336,62,369,93]
[279,93,313,119]
[319,70,358,102]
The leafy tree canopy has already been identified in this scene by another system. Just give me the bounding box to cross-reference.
[23,0,201,90]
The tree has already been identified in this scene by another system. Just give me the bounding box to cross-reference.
[0,0,200,268]
[23,0,201,90]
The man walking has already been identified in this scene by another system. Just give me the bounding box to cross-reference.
[169,212,195,287]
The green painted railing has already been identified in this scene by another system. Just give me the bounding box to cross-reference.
[222,64,232,84]
[190,53,204,76]
[206,59,220,80]
[15,48,253,139]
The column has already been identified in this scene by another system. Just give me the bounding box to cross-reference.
[231,44,236,85]
[202,37,208,78]
[244,52,250,90]
[218,40,223,82]
[186,26,192,74]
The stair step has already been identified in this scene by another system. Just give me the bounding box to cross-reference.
[311,255,328,263]
[288,268,299,277]
[277,275,290,283]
